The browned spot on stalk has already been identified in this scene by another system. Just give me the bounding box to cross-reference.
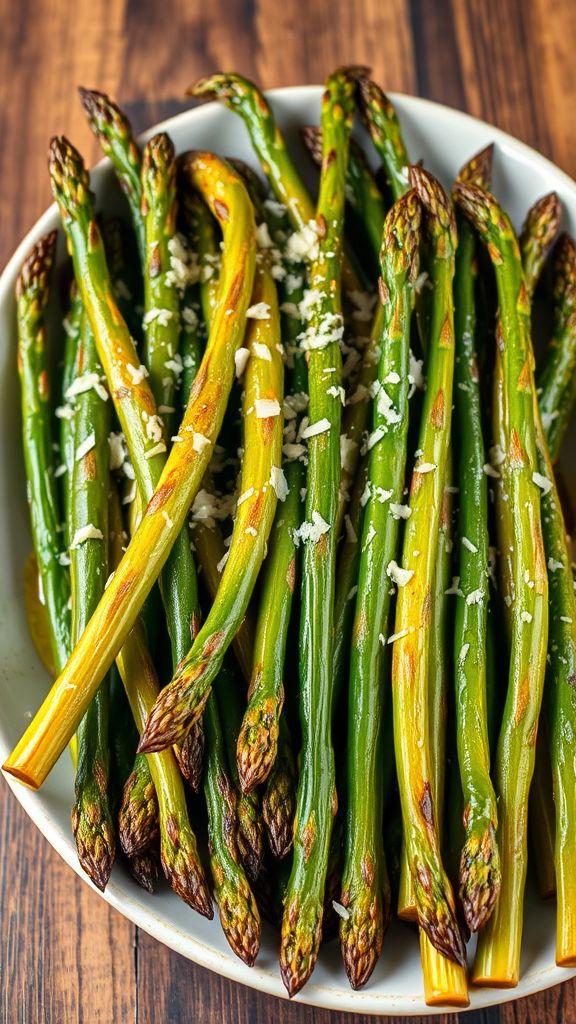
[439,313,453,348]
[514,675,530,725]
[317,213,327,239]
[190,610,201,644]
[302,817,316,862]
[509,428,527,467]
[495,320,505,352]
[94,760,107,795]
[353,606,368,643]
[38,370,49,401]
[430,389,445,429]
[114,385,131,401]
[107,574,135,617]
[378,277,390,304]
[83,449,97,481]
[517,279,530,315]
[245,491,265,530]
[149,244,161,278]
[88,220,100,250]
[286,555,296,592]
[146,481,174,515]
[260,413,276,445]
[568,675,576,688]
[462,803,471,829]
[225,268,245,313]
[419,782,434,828]
[422,585,433,625]
[517,358,531,392]
[410,470,423,498]
[165,813,179,846]
[528,720,538,747]
[324,148,336,169]
[201,630,225,660]
[214,199,229,222]
[331,785,338,817]
[362,854,375,887]
[488,241,503,265]
[316,531,329,556]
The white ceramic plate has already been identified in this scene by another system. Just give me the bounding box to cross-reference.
[1,86,575,1016]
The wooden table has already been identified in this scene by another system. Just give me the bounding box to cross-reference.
[1,0,575,1020]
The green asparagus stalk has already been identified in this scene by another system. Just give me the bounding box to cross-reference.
[16,232,71,673]
[58,284,84,533]
[5,151,256,789]
[300,126,387,268]
[203,691,261,964]
[453,182,549,987]
[68,307,115,890]
[78,87,145,261]
[538,233,576,462]
[236,237,307,794]
[340,189,421,989]
[519,192,560,297]
[391,167,465,967]
[140,133,182,439]
[215,665,264,884]
[451,144,500,932]
[521,190,562,905]
[279,67,356,999]
[138,258,283,753]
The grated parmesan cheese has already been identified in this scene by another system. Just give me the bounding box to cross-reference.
[386,560,414,587]
[71,524,104,548]
[255,397,281,419]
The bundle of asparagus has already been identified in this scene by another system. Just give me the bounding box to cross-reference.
[5,67,576,1004]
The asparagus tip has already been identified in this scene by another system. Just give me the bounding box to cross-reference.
[236,697,281,793]
[261,757,296,860]
[413,864,467,967]
[409,165,457,244]
[456,143,495,190]
[71,797,116,892]
[137,678,208,754]
[160,820,214,918]
[16,231,58,301]
[118,766,159,858]
[459,821,501,933]
[173,722,205,793]
[280,897,323,997]
[129,850,159,893]
[215,879,262,966]
[300,126,323,167]
[339,888,389,989]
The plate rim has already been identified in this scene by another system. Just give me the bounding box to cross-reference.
[1,83,575,1016]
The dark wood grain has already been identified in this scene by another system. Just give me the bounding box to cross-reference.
[1,0,576,1021]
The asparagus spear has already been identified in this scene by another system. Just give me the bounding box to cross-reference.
[301,126,387,268]
[67,307,115,890]
[138,257,284,753]
[451,144,501,932]
[519,192,560,297]
[340,189,421,989]
[5,151,256,789]
[215,665,264,884]
[58,284,84,533]
[108,489,212,916]
[16,232,71,673]
[203,691,261,964]
[453,182,548,987]
[78,87,145,261]
[391,167,465,967]
[279,67,356,999]
[236,228,307,794]
[521,191,562,905]
[141,132,182,439]
[129,850,160,893]
[538,233,576,462]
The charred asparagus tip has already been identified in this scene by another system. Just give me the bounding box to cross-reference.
[71,804,115,892]
[129,850,159,893]
[459,823,501,933]
[16,231,58,300]
[217,883,262,966]
[280,903,323,997]
[137,680,208,754]
[77,85,130,135]
[236,700,280,793]
[118,769,159,858]
[300,126,323,166]
[160,834,214,919]
[408,165,457,239]
[456,142,495,189]
[48,136,92,218]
